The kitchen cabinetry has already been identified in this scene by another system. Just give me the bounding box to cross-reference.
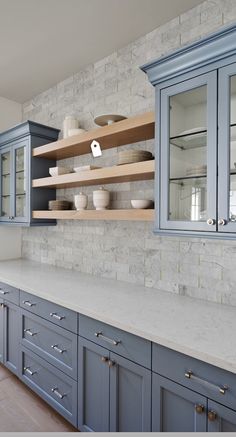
[78,336,151,432]
[4,301,20,375]
[0,121,59,225]
[0,279,235,433]
[152,344,236,432]
[0,283,20,375]
[207,400,236,432]
[0,298,4,363]
[142,23,236,238]
[152,373,207,432]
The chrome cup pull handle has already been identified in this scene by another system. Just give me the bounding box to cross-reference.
[185,370,228,395]
[94,331,120,346]
[51,387,66,399]
[50,312,65,321]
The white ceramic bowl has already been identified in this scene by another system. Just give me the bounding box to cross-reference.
[49,166,72,177]
[131,199,153,209]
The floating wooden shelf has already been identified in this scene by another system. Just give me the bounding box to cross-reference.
[32,160,155,189]
[32,209,154,221]
[32,112,155,160]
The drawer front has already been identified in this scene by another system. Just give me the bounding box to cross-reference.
[79,314,151,369]
[152,344,236,410]
[20,347,77,426]
[20,290,78,333]
[0,282,19,305]
[21,310,77,380]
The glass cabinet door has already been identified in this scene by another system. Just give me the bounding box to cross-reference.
[0,149,12,220]
[13,143,28,222]
[218,63,236,233]
[159,71,217,232]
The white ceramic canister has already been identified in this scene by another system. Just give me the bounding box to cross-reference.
[74,193,88,210]
[93,187,110,210]
[63,116,79,139]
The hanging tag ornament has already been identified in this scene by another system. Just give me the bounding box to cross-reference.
[91,140,102,157]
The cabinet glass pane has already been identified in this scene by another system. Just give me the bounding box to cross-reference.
[1,151,10,217]
[15,147,26,217]
[230,76,236,221]
[169,85,207,221]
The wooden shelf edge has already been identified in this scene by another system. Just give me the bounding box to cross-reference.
[32,160,155,189]
[32,209,154,221]
[32,111,155,160]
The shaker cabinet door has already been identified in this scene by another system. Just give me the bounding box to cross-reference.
[109,352,151,432]
[152,373,207,432]
[218,62,236,233]
[3,301,20,375]
[207,400,236,432]
[0,298,4,363]
[78,337,110,432]
[158,71,217,233]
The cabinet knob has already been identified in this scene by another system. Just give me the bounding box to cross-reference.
[101,356,108,363]
[218,218,226,226]
[108,359,116,368]
[207,218,215,225]
[195,404,204,414]
[208,410,217,422]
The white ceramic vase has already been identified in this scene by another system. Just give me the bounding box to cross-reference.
[63,116,79,139]
[93,187,110,210]
[74,193,88,210]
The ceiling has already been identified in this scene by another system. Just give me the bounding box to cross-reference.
[0,0,203,103]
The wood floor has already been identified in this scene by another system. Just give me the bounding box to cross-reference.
[0,364,77,432]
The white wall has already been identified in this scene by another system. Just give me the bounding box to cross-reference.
[0,96,22,132]
[0,96,22,259]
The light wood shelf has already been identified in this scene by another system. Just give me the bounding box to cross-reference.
[32,112,155,160]
[32,160,155,189]
[32,209,154,221]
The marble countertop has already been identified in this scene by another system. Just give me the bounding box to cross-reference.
[0,258,235,374]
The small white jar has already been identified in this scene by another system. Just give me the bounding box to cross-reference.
[63,116,79,139]
[93,187,110,210]
[74,193,88,210]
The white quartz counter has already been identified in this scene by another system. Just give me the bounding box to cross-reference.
[0,258,235,374]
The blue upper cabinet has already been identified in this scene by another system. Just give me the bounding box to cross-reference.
[0,121,59,226]
[141,24,236,238]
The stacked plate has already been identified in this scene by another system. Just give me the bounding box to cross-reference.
[118,150,153,165]
[186,165,207,177]
[48,200,70,211]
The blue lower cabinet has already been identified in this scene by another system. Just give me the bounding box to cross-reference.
[0,298,3,363]
[4,301,20,375]
[152,373,207,432]
[78,337,110,432]
[207,400,236,432]
[20,347,77,426]
[110,352,151,432]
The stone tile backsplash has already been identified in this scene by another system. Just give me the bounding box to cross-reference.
[22,0,236,306]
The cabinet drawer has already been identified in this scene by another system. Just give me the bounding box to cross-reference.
[79,314,151,369]
[152,344,236,410]
[0,282,19,305]
[20,290,78,333]
[21,310,77,380]
[20,347,77,426]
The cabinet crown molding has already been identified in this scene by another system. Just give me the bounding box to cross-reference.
[141,23,236,86]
